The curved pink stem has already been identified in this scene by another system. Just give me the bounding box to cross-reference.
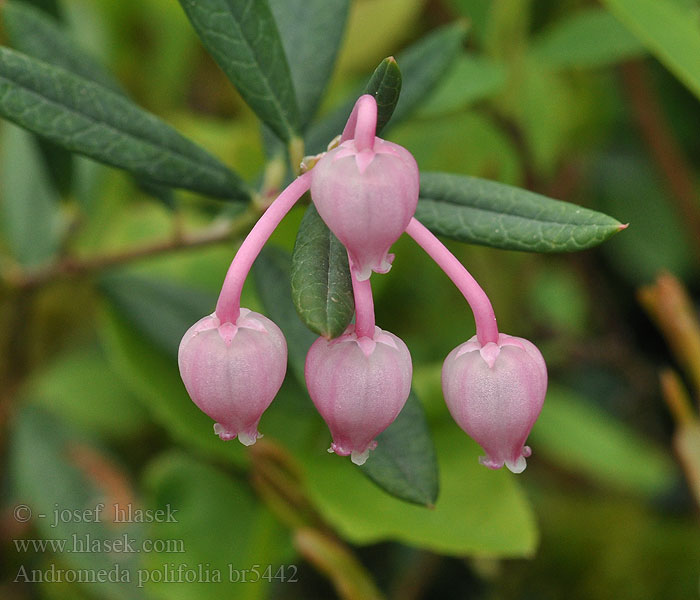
[350,257,376,339]
[405,218,499,345]
[340,94,377,150]
[215,172,312,324]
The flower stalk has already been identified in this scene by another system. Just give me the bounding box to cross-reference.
[216,171,312,324]
[405,218,499,346]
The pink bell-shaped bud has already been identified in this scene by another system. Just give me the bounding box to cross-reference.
[310,128,419,281]
[305,325,412,465]
[178,308,287,445]
[442,333,547,473]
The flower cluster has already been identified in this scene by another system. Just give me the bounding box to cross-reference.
[178,95,547,472]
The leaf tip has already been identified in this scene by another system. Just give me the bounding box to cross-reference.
[618,222,630,231]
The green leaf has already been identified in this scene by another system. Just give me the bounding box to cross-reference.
[415,171,626,252]
[177,0,301,142]
[300,422,537,556]
[0,46,250,199]
[530,8,646,70]
[268,0,350,128]
[99,272,216,358]
[305,22,466,154]
[290,205,354,339]
[10,406,145,600]
[1,0,120,195]
[252,246,318,383]
[532,386,678,497]
[365,56,403,135]
[359,390,439,506]
[1,0,122,92]
[0,122,60,266]
[1,2,186,203]
[390,21,468,124]
[600,0,700,99]
[416,54,507,117]
[143,452,289,600]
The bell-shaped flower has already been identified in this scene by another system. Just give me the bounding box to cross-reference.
[178,308,287,445]
[442,333,547,473]
[305,325,412,465]
[310,106,419,281]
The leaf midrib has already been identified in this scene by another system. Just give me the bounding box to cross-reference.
[214,0,298,139]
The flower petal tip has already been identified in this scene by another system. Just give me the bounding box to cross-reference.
[505,455,528,474]
[350,448,370,466]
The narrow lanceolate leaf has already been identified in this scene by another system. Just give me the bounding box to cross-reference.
[360,390,439,506]
[268,0,350,129]
[390,20,468,124]
[0,47,250,199]
[291,205,354,339]
[252,246,318,383]
[178,0,300,142]
[305,22,466,154]
[416,172,626,252]
[365,57,402,135]
[1,0,122,92]
[600,0,700,100]
[1,0,120,195]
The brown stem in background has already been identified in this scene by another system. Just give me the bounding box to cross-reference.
[619,60,700,257]
[638,272,700,403]
[1,209,258,293]
[660,369,697,427]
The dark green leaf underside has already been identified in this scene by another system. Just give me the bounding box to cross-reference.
[291,205,354,339]
[417,172,625,252]
[360,390,439,506]
[178,0,300,142]
[0,47,249,199]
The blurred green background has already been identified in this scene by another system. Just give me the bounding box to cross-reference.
[1,0,700,599]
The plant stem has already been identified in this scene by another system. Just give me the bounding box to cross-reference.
[350,260,376,339]
[3,210,258,292]
[405,218,499,345]
[215,172,312,324]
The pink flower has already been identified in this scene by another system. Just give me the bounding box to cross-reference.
[178,308,287,445]
[305,325,412,465]
[310,96,419,280]
[441,333,547,473]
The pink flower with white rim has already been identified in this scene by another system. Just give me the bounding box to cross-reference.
[442,333,547,473]
[310,94,419,280]
[305,324,412,465]
[178,309,287,445]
